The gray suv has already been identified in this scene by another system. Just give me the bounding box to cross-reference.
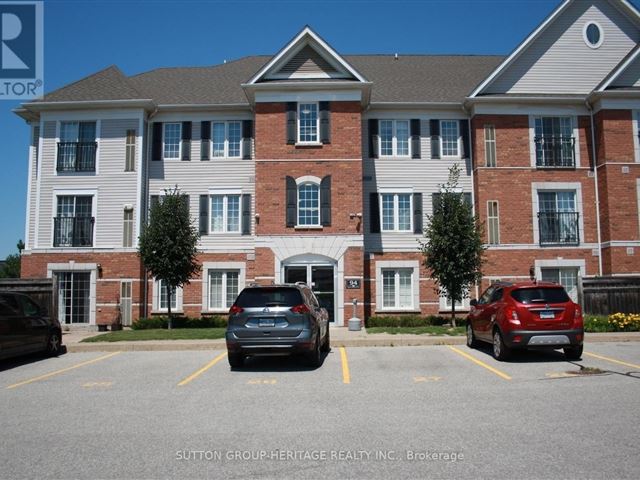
[225,283,330,368]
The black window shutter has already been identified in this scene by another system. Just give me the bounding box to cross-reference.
[432,193,442,215]
[411,119,421,159]
[286,102,297,145]
[242,120,253,160]
[199,194,209,235]
[181,122,192,161]
[320,175,331,226]
[286,176,297,227]
[368,119,379,159]
[152,123,163,161]
[460,120,470,159]
[430,119,441,159]
[200,121,210,161]
[241,194,251,235]
[369,192,380,233]
[319,101,331,144]
[413,192,423,234]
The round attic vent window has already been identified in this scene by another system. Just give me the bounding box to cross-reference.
[583,22,603,48]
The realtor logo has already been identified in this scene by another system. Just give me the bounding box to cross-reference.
[0,1,42,99]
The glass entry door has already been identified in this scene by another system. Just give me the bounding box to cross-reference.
[284,264,335,323]
[56,272,91,324]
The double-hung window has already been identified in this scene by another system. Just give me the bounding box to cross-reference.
[158,279,178,311]
[210,194,241,233]
[298,183,320,226]
[212,121,242,158]
[379,120,410,157]
[208,270,239,310]
[58,121,97,172]
[441,120,460,157]
[382,269,413,309]
[298,103,319,143]
[54,195,94,247]
[538,191,579,245]
[381,193,412,232]
[163,123,181,159]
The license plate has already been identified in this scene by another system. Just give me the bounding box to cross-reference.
[539,311,555,319]
[258,319,275,327]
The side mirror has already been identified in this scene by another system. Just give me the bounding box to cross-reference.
[470,299,478,307]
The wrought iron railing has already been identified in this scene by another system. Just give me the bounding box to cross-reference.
[538,211,579,246]
[56,142,97,172]
[534,136,575,168]
[53,216,94,247]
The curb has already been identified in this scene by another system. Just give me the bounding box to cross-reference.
[64,332,640,353]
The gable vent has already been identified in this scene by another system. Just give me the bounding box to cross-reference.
[276,45,339,78]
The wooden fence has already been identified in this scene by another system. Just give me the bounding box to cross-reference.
[0,278,56,319]
[578,276,640,315]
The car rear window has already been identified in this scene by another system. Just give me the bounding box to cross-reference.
[234,288,303,308]
[511,288,570,304]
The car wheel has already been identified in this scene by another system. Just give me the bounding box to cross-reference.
[466,323,478,349]
[321,327,331,353]
[228,352,244,369]
[46,331,61,357]
[306,331,322,368]
[492,329,511,361]
[564,345,583,360]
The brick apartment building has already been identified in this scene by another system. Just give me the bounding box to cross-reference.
[15,0,640,328]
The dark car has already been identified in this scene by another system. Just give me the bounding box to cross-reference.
[0,292,63,360]
[225,283,330,368]
[467,281,584,361]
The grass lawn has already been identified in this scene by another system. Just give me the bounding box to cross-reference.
[81,328,227,343]
[366,326,465,336]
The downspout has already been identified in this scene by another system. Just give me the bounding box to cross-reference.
[586,100,603,277]
[141,106,159,318]
[462,102,480,300]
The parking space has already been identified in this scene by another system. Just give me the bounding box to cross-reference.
[1,343,639,479]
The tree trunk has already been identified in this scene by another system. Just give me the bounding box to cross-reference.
[451,296,457,328]
[167,286,173,330]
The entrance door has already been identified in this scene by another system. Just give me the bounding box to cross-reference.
[56,272,91,324]
[284,264,335,323]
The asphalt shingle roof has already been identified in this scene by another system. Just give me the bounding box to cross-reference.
[36,54,505,105]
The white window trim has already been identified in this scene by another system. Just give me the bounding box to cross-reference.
[439,289,470,312]
[379,192,413,232]
[531,182,584,246]
[534,259,586,282]
[440,119,461,158]
[51,189,98,249]
[208,189,242,234]
[55,120,101,176]
[375,260,420,313]
[297,181,321,228]
[297,102,320,145]
[201,262,246,313]
[379,119,411,158]
[162,122,182,160]
[633,111,640,163]
[487,200,500,245]
[46,263,98,326]
[152,278,183,313]
[582,21,604,49]
[528,115,581,168]
[211,121,242,159]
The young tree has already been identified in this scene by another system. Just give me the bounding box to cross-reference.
[419,164,485,327]
[138,186,200,329]
[0,254,21,278]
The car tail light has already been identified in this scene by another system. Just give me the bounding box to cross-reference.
[229,305,244,315]
[290,304,310,314]
[573,305,583,327]
[505,306,521,326]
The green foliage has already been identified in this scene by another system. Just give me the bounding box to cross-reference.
[366,315,467,328]
[419,164,485,325]
[138,187,200,325]
[0,254,21,278]
[81,328,226,343]
[366,326,465,336]
[131,316,227,330]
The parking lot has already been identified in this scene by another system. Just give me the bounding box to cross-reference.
[1,342,639,479]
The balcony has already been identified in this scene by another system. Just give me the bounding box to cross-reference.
[534,136,575,168]
[53,216,94,247]
[56,142,97,172]
[538,211,579,246]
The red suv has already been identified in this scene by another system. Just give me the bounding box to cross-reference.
[467,281,584,361]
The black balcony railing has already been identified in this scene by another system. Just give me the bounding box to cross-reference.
[534,136,575,168]
[538,211,580,246]
[53,216,94,247]
[56,142,97,172]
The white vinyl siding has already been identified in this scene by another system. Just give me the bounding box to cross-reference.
[379,120,410,157]
[484,124,496,167]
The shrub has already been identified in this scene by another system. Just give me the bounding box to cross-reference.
[131,315,227,330]
[583,315,610,333]
[583,313,640,333]
[366,315,467,328]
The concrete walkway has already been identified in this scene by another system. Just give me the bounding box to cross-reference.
[62,328,640,353]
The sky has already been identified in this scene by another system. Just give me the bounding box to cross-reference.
[0,0,615,258]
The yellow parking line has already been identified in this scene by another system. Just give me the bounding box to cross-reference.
[447,346,512,380]
[339,347,351,384]
[584,352,640,370]
[178,352,227,386]
[6,352,121,389]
